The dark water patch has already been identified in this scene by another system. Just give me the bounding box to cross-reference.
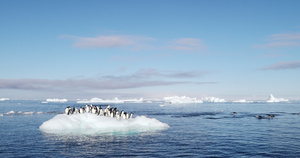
[205,117,222,120]
[45,111,62,114]
[172,112,221,118]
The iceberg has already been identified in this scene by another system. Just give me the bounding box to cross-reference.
[0,98,10,101]
[46,98,68,103]
[202,97,226,103]
[39,113,169,135]
[76,97,144,104]
[266,94,289,103]
[163,96,203,104]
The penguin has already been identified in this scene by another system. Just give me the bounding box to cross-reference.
[65,106,71,115]
[96,106,100,113]
[74,108,79,114]
[85,104,90,113]
[266,114,275,118]
[256,115,263,119]
[129,112,134,119]
[113,108,117,116]
[79,107,84,114]
[92,106,97,114]
[71,107,75,114]
[116,111,120,120]
[110,111,114,118]
[99,107,104,116]
[123,112,127,119]
[265,114,275,119]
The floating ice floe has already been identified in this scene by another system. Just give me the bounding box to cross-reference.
[6,111,15,114]
[163,96,203,104]
[266,94,289,103]
[2,111,35,116]
[76,97,143,104]
[0,98,10,101]
[39,113,170,135]
[202,97,226,103]
[46,98,68,103]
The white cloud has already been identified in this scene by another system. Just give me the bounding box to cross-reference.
[259,61,300,70]
[61,35,205,52]
[168,38,204,51]
[0,69,212,91]
[61,35,155,50]
[257,32,300,48]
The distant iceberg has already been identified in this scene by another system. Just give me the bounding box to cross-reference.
[232,99,253,103]
[202,97,226,103]
[0,98,10,101]
[266,94,289,103]
[39,113,169,135]
[163,96,203,104]
[46,98,68,103]
[76,97,144,104]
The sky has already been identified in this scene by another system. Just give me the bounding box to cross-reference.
[1,0,300,100]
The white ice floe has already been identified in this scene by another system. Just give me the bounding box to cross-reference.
[266,94,289,103]
[76,97,144,104]
[23,111,34,115]
[202,97,226,103]
[46,98,68,103]
[0,98,10,101]
[39,113,169,135]
[163,96,203,104]
[232,99,253,103]
[6,111,15,114]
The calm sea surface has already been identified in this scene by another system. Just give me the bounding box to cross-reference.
[1,100,300,157]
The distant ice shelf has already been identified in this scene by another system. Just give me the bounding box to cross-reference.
[76,97,143,104]
[163,96,203,104]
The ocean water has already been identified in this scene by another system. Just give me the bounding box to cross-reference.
[1,100,300,157]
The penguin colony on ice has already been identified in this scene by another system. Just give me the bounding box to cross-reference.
[65,104,133,120]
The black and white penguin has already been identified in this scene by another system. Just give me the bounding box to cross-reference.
[129,112,134,119]
[92,106,97,114]
[65,106,71,115]
[74,108,78,114]
[71,107,76,114]
[123,112,128,119]
[116,111,120,120]
[79,107,84,114]
[98,107,104,116]
[256,115,263,119]
[110,111,114,118]
[85,104,90,113]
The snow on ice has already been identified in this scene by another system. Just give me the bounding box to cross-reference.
[39,113,169,135]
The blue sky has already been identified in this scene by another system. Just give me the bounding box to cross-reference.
[1,0,300,100]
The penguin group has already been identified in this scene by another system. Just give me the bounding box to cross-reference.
[65,104,134,120]
[255,114,275,119]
